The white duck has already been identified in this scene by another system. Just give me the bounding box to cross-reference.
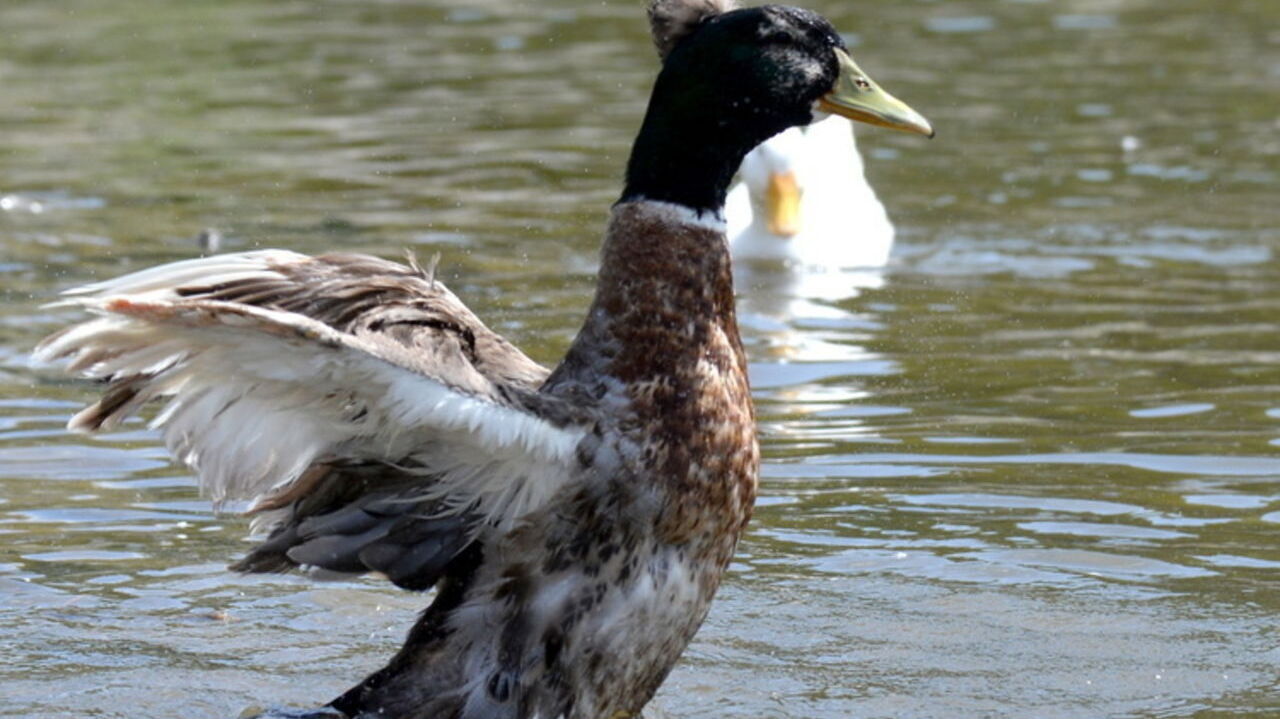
[726,113,894,269]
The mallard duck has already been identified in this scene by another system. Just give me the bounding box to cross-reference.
[35,1,930,717]
[727,113,895,268]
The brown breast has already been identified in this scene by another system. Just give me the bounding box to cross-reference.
[569,201,760,556]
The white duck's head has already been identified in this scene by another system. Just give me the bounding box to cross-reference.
[728,112,899,269]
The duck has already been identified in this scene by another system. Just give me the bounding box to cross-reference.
[727,113,895,269]
[726,115,893,364]
[34,1,931,717]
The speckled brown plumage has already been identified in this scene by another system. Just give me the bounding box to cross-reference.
[546,201,758,713]
[556,202,757,548]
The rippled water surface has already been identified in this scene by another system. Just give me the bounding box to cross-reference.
[3,1,1278,717]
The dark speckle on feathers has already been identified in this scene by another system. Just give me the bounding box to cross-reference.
[68,377,142,431]
[487,670,515,702]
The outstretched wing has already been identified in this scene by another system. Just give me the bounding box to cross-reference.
[35,250,588,588]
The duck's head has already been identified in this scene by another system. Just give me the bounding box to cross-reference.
[625,1,931,214]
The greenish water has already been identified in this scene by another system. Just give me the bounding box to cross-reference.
[2,1,1278,717]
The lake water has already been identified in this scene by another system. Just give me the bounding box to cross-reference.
[2,1,1278,717]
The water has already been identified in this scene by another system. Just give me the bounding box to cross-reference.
[2,0,1278,717]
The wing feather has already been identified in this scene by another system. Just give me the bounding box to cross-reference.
[34,252,587,540]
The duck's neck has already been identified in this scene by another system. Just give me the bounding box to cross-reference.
[552,70,780,394]
[620,89,776,215]
[551,200,744,391]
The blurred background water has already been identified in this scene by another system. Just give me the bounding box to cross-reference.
[2,0,1278,717]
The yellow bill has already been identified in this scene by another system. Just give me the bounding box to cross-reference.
[818,48,934,138]
[764,170,802,237]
